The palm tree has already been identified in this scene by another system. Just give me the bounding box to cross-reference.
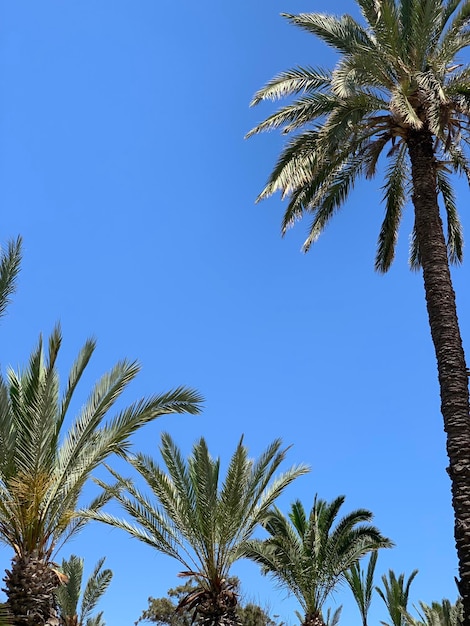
[344,551,378,626]
[242,496,392,626]
[55,555,112,626]
[377,570,419,626]
[88,433,309,626]
[247,1,470,619]
[0,326,203,626]
[403,598,463,626]
[0,236,22,322]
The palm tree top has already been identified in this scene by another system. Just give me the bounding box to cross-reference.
[247,0,470,271]
[88,433,309,590]
[0,325,203,560]
[243,494,392,621]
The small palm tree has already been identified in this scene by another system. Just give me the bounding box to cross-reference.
[377,570,419,626]
[0,326,203,626]
[55,555,112,626]
[404,599,463,626]
[89,433,309,626]
[344,551,378,626]
[0,236,22,322]
[247,2,470,618]
[243,496,392,626]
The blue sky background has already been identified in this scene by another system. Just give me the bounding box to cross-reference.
[0,1,468,625]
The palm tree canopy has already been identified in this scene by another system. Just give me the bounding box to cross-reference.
[0,325,203,561]
[88,434,309,593]
[247,0,470,271]
[243,495,392,620]
[404,598,463,626]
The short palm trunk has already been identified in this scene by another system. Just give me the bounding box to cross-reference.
[3,551,61,626]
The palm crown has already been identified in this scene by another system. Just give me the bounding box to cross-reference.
[0,326,202,625]
[243,496,392,626]
[247,0,470,271]
[90,434,309,626]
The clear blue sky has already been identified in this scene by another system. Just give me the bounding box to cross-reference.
[0,1,468,624]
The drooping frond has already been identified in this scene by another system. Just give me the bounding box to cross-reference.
[437,168,464,264]
[375,143,409,272]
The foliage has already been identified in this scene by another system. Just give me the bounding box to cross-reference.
[0,236,22,322]
[344,551,378,626]
[404,598,463,626]
[55,555,112,626]
[377,570,419,626]
[246,0,470,271]
[0,326,202,625]
[243,496,392,626]
[90,434,309,626]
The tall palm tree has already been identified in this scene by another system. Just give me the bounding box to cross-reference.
[247,1,470,619]
[55,555,112,626]
[242,496,392,626]
[0,236,22,322]
[88,433,309,626]
[0,326,203,626]
[344,551,378,626]
[377,570,419,626]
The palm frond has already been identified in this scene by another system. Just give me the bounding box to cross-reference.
[282,13,374,56]
[436,169,464,264]
[0,237,22,322]
[375,143,408,272]
[250,67,331,106]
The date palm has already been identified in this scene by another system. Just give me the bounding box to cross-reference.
[89,434,309,626]
[55,555,112,626]
[247,1,470,620]
[242,496,392,626]
[0,326,203,626]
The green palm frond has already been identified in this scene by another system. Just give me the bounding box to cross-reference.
[282,13,374,56]
[0,236,22,322]
[377,569,419,626]
[80,557,113,624]
[437,168,464,264]
[56,555,113,626]
[246,93,337,138]
[345,551,378,626]
[250,67,332,106]
[375,143,408,272]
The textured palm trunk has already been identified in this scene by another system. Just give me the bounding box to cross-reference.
[407,129,470,626]
[2,552,61,626]
[302,611,326,626]
[196,589,241,626]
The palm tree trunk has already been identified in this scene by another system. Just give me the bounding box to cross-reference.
[3,552,61,626]
[407,129,470,626]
